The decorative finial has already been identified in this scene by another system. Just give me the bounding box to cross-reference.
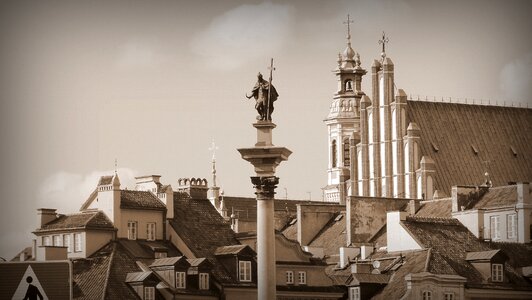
[209,139,219,187]
[209,139,219,161]
[355,52,361,67]
[482,160,492,187]
[114,158,117,175]
[337,53,342,67]
[378,31,389,60]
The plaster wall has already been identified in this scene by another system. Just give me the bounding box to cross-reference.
[118,209,164,240]
[386,211,422,252]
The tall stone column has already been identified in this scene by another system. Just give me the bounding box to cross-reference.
[238,122,291,300]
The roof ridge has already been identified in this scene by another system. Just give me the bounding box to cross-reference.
[101,242,116,300]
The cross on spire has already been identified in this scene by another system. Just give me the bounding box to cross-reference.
[343,14,354,41]
[378,31,389,54]
[209,139,219,160]
[114,158,118,175]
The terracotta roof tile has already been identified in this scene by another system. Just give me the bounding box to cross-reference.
[37,211,114,232]
[407,101,532,194]
[471,185,525,209]
[416,199,452,218]
[120,190,166,211]
[308,212,347,258]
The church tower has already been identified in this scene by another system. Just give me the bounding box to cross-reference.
[324,15,367,203]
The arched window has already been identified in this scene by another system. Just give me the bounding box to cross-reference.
[422,290,432,300]
[343,139,350,167]
[345,80,353,91]
[332,140,337,168]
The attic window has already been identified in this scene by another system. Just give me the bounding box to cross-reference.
[510,146,517,157]
[491,263,503,282]
[471,144,479,155]
[431,142,439,152]
[334,214,343,222]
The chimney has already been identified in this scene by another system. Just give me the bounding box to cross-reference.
[32,239,37,260]
[339,247,359,268]
[37,208,57,227]
[517,182,530,205]
[177,178,208,199]
[135,175,162,193]
[158,185,174,219]
[360,245,374,260]
[409,199,420,215]
[451,185,482,212]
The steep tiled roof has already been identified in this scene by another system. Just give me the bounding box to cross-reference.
[370,249,430,300]
[117,239,181,259]
[10,246,34,261]
[490,242,532,269]
[407,101,532,194]
[281,219,298,241]
[73,242,139,300]
[222,196,320,222]
[470,185,525,209]
[36,210,114,232]
[401,217,532,289]
[308,212,346,261]
[120,190,166,211]
[416,198,452,218]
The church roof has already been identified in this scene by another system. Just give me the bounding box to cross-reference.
[36,210,114,232]
[407,101,532,194]
[120,190,166,211]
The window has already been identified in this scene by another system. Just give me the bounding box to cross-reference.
[343,139,350,167]
[144,286,155,300]
[147,223,156,241]
[286,271,294,284]
[63,234,72,253]
[422,290,432,300]
[239,261,252,282]
[345,80,353,91]
[43,236,51,246]
[444,292,454,300]
[199,273,209,290]
[176,271,186,288]
[154,251,167,259]
[128,221,137,240]
[298,271,306,285]
[492,263,503,282]
[74,233,82,252]
[53,235,62,246]
[490,216,500,240]
[349,287,360,300]
[331,140,338,168]
[507,214,517,239]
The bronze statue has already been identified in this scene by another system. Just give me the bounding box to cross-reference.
[246,72,278,121]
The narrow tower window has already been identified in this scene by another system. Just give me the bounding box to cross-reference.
[332,140,338,168]
[345,80,353,91]
[343,139,350,167]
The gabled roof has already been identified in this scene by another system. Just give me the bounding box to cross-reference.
[407,101,532,194]
[214,245,249,256]
[308,212,346,261]
[125,271,153,283]
[416,198,452,218]
[120,190,166,211]
[36,210,114,232]
[465,249,501,261]
[187,258,210,267]
[149,256,187,267]
[470,185,528,209]
[73,242,139,299]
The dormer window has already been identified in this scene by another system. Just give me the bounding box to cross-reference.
[349,287,360,300]
[147,223,156,241]
[422,290,432,300]
[128,221,137,240]
[176,271,186,288]
[144,287,155,300]
[492,263,503,282]
[239,261,252,282]
[199,273,209,290]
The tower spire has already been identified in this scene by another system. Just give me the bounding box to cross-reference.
[209,139,219,187]
[343,14,354,45]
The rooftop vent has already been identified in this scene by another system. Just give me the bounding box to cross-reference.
[471,144,479,155]
[431,142,439,152]
[510,146,517,157]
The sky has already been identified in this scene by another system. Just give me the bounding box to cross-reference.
[0,0,531,259]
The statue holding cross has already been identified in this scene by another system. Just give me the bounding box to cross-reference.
[246,59,278,121]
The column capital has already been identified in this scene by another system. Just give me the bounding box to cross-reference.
[251,176,279,199]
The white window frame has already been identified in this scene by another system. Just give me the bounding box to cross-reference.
[286,271,294,284]
[74,233,82,252]
[147,222,156,241]
[444,292,454,300]
[43,236,51,246]
[128,221,137,240]
[239,261,252,282]
[176,271,186,289]
[492,263,503,282]
[422,290,432,300]
[349,286,360,300]
[507,214,517,239]
[298,271,306,285]
[53,235,62,246]
[63,234,72,253]
[199,273,209,290]
[490,216,500,240]
[144,286,155,300]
